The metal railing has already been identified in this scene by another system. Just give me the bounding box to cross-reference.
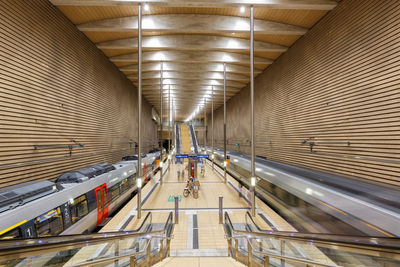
[224,212,400,267]
[0,212,174,267]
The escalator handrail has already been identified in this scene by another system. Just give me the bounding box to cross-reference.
[226,212,400,253]
[0,212,173,258]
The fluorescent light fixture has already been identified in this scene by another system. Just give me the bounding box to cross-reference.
[240,6,245,13]
[137,178,142,188]
[144,3,150,11]
[251,177,256,187]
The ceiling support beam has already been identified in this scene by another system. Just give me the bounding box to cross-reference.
[110,51,273,65]
[136,79,246,88]
[120,62,263,75]
[128,72,250,83]
[77,14,307,35]
[50,0,337,10]
[97,35,287,52]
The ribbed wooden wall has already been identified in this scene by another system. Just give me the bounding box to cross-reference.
[0,0,157,188]
[208,0,400,187]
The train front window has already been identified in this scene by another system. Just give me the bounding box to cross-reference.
[0,228,22,239]
[70,195,89,223]
[35,207,64,237]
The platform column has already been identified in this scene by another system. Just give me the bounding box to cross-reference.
[137,178,142,219]
[223,62,227,183]
[160,62,163,184]
[137,3,143,220]
[250,5,256,217]
[211,85,214,170]
[168,85,171,158]
[204,98,206,149]
[219,196,223,224]
[174,196,179,224]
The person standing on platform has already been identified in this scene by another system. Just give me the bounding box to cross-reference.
[177,169,181,180]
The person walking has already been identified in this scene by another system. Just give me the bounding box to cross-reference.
[177,169,181,180]
[239,183,243,199]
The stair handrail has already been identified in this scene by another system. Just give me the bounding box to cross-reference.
[0,211,175,265]
[224,211,400,265]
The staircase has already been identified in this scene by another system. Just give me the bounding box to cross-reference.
[153,257,245,267]
[180,124,192,154]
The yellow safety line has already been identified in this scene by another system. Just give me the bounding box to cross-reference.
[318,200,394,237]
[363,222,394,237]
[317,200,347,215]
[0,220,27,236]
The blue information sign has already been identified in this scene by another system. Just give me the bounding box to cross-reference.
[175,154,188,158]
[197,154,209,158]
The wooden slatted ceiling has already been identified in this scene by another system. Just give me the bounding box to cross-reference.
[208,0,400,187]
[0,0,157,187]
[50,3,334,120]
[56,6,328,27]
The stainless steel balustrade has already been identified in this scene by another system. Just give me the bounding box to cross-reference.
[0,212,174,267]
[224,212,400,267]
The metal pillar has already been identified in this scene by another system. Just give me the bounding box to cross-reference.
[204,98,206,149]
[211,85,214,170]
[219,196,223,224]
[223,63,227,183]
[137,3,143,221]
[250,5,256,217]
[174,196,179,224]
[160,62,163,184]
[168,86,171,157]
[137,185,141,219]
[172,99,174,151]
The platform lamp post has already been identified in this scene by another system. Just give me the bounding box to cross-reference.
[250,5,256,217]
[137,177,142,219]
[168,85,172,166]
[159,62,163,184]
[223,63,227,184]
[137,3,142,219]
[211,85,215,171]
[204,98,206,151]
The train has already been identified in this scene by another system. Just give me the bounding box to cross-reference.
[209,147,400,237]
[0,149,163,239]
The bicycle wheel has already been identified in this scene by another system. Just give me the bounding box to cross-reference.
[183,188,190,197]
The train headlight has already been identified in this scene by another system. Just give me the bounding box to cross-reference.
[137,178,142,188]
[251,177,256,187]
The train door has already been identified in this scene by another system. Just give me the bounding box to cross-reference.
[95,184,109,225]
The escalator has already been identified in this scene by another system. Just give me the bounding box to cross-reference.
[0,212,174,267]
[224,211,400,267]
[175,123,181,155]
[188,124,199,154]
